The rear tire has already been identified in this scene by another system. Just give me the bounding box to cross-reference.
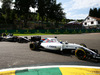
[75,48,86,60]
[30,42,38,50]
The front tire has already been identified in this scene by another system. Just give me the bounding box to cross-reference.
[75,48,86,60]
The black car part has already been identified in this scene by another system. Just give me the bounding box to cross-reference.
[31,36,41,42]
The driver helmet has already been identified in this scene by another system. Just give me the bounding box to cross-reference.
[60,40,62,43]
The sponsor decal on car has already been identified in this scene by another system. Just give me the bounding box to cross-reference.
[49,46,56,48]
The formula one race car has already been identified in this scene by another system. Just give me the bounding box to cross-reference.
[0,36,3,41]
[1,33,30,43]
[30,36,100,60]
[5,33,18,42]
[0,33,5,41]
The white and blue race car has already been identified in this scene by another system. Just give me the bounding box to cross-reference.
[30,36,100,60]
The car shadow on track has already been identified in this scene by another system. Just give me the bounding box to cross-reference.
[32,49,100,63]
[84,58,100,63]
[32,49,75,57]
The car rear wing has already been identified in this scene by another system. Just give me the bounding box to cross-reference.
[31,36,41,42]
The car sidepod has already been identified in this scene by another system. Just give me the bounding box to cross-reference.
[63,43,81,50]
[41,42,62,50]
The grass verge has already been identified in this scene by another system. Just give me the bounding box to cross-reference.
[13,33,54,36]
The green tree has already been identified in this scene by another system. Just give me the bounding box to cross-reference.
[89,8,100,18]
[37,0,46,22]
[98,8,100,18]
[1,0,12,9]
[37,0,65,22]
[93,8,98,17]
[48,3,65,22]
[89,8,93,16]
[14,0,37,28]
[1,0,13,28]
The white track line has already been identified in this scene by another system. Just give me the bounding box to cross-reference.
[0,65,100,72]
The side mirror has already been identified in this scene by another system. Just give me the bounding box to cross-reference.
[55,36,57,38]
[65,41,68,44]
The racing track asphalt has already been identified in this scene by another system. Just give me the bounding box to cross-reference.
[0,33,100,69]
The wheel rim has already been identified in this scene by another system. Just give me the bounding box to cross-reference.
[30,43,35,50]
[76,50,86,59]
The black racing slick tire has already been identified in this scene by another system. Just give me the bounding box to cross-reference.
[75,48,86,60]
[30,42,38,50]
[80,43,87,47]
